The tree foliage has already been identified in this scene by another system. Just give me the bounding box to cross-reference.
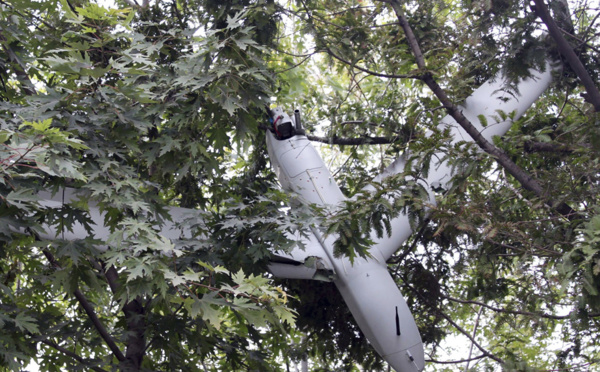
[1,0,600,371]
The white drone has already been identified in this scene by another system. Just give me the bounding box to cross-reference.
[34,64,553,371]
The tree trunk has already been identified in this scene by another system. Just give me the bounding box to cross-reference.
[121,299,146,371]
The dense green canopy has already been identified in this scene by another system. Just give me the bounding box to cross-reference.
[1,0,600,370]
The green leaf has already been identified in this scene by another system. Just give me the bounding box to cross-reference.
[477,114,488,127]
[5,189,39,210]
[14,313,39,334]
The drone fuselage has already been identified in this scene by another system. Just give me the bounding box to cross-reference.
[266,132,425,371]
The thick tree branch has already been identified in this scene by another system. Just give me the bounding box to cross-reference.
[88,259,120,295]
[91,258,147,369]
[386,0,578,221]
[122,298,147,370]
[386,1,426,70]
[87,244,148,368]
[41,248,126,362]
[38,339,108,372]
[103,263,121,295]
[532,0,600,112]
[90,260,146,369]
[71,289,127,361]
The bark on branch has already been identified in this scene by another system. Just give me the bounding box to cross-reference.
[385,0,578,221]
[122,298,147,370]
[41,248,127,363]
[93,260,147,370]
[94,261,146,369]
[532,0,600,112]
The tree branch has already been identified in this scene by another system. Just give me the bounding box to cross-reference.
[88,249,147,368]
[436,309,506,365]
[122,298,147,370]
[41,248,126,362]
[523,141,576,154]
[0,32,37,96]
[102,262,121,295]
[274,54,314,73]
[38,339,108,372]
[259,124,399,145]
[0,0,59,33]
[306,133,398,145]
[323,44,422,80]
[465,306,484,371]
[385,0,578,221]
[90,258,147,369]
[427,354,486,365]
[400,277,506,366]
[443,295,600,319]
[532,0,600,112]
[90,260,146,369]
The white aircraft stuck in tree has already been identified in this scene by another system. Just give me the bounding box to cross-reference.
[34,63,553,371]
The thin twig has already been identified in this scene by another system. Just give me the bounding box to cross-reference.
[427,354,486,365]
[465,306,484,371]
[443,295,600,319]
[323,45,422,80]
[437,310,506,365]
[401,277,506,365]
[274,54,314,73]
[38,339,108,372]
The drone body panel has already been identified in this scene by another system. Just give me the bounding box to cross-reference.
[265,129,425,372]
[266,132,345,206]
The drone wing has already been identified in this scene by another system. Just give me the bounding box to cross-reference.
[32,188,196,246]
[368,63,555,261]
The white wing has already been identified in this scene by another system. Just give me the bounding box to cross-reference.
[370,64,554,260]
